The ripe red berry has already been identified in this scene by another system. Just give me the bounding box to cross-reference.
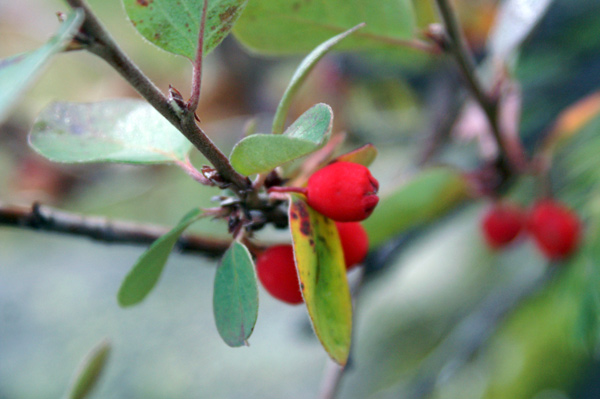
[481,203,525,249]
[255,245,303,304]
[528,200,580,260]
[307,161,379,222]
[336,222,369,270]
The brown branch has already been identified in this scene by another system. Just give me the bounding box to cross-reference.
[0,203,230,258]
[64,0,251,194]
[433,0,514,176]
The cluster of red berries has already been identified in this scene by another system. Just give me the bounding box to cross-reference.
[257,161,379,304]
[481,199,581,260]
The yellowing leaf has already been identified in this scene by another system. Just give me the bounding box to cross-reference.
[335,143,378,167]
[288,194,352,365]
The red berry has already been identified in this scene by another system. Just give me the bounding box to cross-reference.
[481,203,525,249]
[528,200,580,260]
[255,245,303,304]
[307,161,379,222]
[336,222,369,270]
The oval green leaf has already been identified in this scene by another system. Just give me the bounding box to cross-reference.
[118,208,205,307]
[230,103,333,175]
[363,168,469,247]
[233,0,416,54]
[67,339,111,399]
[288,194,352,365]
[0,10,84,123]
[272,24,364,134]
[335,143,378,167]
[29,99,193,164]
[213,241,259,347]
[122,0,248,59]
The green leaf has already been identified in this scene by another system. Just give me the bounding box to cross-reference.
[335,143,378,167]
[29,99,193,164]
[67,339,111,399]
[122,0,248,59]
[230,103,333,175]
[271,24,364,134]
[118,208,205,307]
[363,168,469,247]
[213,241,258,347]
[0,10,84,123]
[233,0,416,54]
[288,194,352,365]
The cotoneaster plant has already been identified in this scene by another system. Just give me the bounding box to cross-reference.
[255,244,304,305]
[336,221,369,270]
[481,202,526,249]
[306,161,379,222]
[528,200,581,260]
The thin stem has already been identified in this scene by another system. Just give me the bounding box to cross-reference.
[0,202,230,258]
[64,0,250,193]
[433,0,512,174]
[267,186,308,195]
[187,0,209,112]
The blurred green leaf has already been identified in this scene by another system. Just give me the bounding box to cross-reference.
[122,0,248,59]
[67,339,111,399]
[0,10,83,123]
[335,143,378,167]
[213,241,258,347]
[364,168,469,247]
[118,208,204,307]
[29,100,193,164]
[487,0,554,61]
[288,194,352,365]
[233,0,416,54]
[230,103,333,175]
[272,24,364,134]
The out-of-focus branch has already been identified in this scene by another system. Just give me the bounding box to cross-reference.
[433,0,515,176]
[0,203,230,258]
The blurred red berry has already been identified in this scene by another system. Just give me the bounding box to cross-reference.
[336,222,369,270]
[481,203,525,249]
[528,200,581,260]
[307,161,379,222]
[255,245,303,304]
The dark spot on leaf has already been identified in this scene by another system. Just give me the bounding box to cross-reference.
[185,23,189,28]
[291,212,298,220]
[154,32,160,40]
[219,6,237,22]
[292,2,300,11]
[300,283,305,290]
[136,0,150,6]
[309,239,315,247]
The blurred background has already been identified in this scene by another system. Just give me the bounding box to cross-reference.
[2,0,600,398]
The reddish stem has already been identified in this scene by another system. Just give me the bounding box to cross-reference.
[267,186,308,195]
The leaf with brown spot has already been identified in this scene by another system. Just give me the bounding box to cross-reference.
[122,0,248,59]
[288,194,352,365]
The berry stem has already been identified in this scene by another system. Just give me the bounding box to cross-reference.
[267,186,308,195]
